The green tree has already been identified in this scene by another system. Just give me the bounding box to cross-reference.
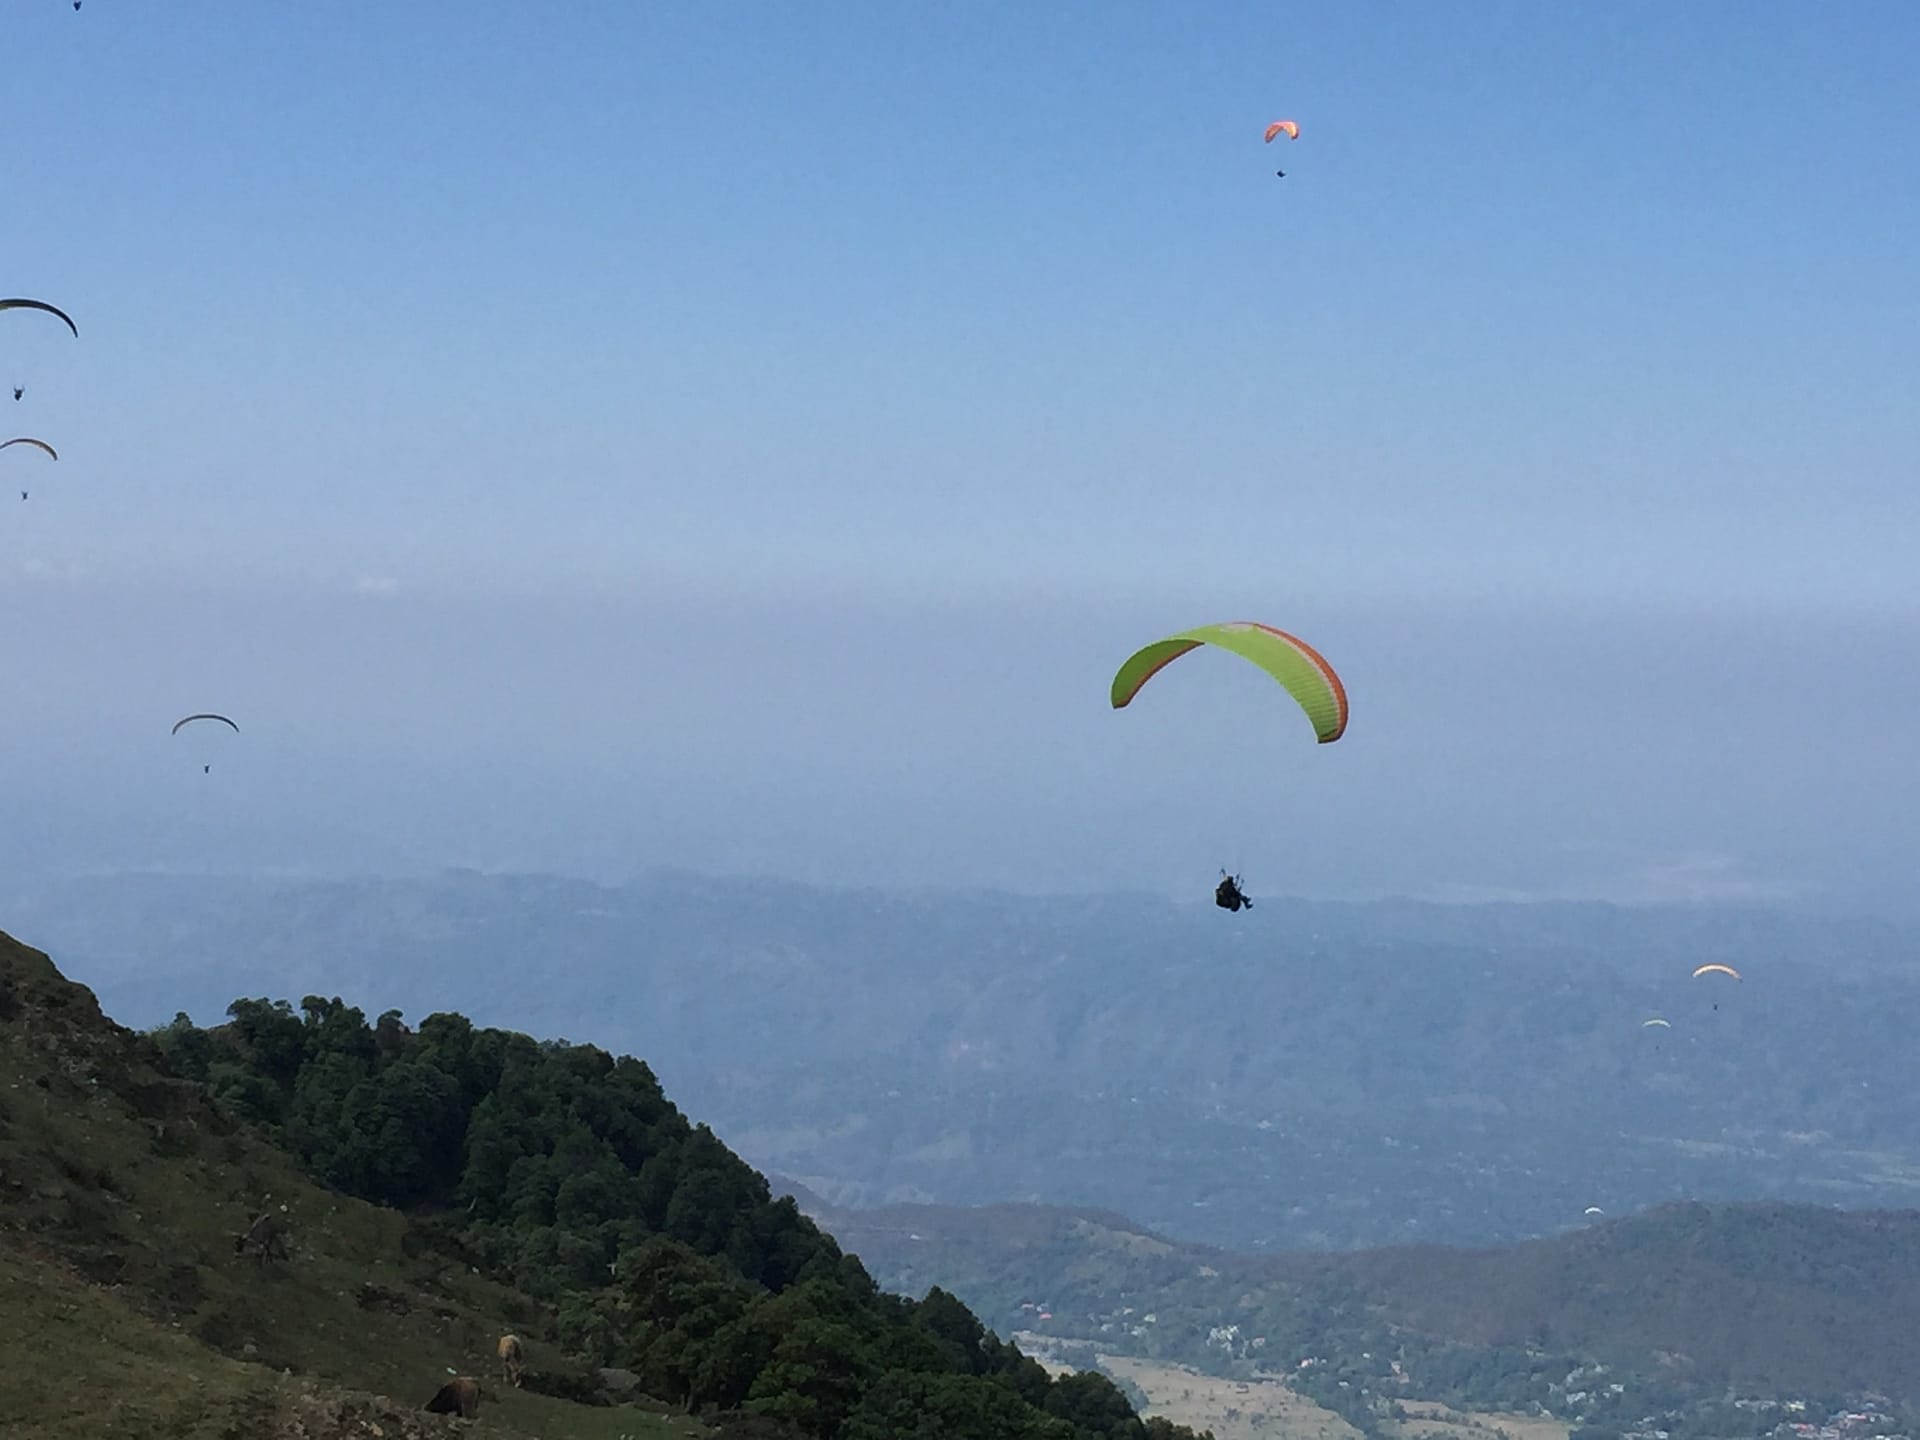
[745,1315,873,1438]
[844,1371,1080,1440]
[1044,1370,1146,1440]
[916,1286,991,1374]
[224,998,305,1084]
[150,1012,213,1081]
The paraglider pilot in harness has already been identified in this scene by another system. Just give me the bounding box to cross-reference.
[1215,871,1251,913]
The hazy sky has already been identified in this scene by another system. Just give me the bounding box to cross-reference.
[2,3,1916,911]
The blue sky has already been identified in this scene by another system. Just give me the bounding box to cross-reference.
[2,2,1916,910]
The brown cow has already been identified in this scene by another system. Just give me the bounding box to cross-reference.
[496,1332,525,1388]
[424,1375,481,1419]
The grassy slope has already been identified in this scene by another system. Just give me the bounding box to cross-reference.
[0,928,690,1439]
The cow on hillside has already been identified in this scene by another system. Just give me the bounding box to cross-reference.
[424,1375,481,1419]
[497,1332,524,1388]
[233,1211,291,1268]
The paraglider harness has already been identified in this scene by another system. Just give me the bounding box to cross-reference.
[1215,871,1251,912]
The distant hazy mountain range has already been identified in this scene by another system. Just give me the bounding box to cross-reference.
[787,1183,1920,1405]
[14,867,1920,1251]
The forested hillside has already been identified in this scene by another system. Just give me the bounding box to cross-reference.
[144,983,1207,1440]
[0,926,1205,1439]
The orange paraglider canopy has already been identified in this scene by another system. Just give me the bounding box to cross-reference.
[1264,120,1300,143]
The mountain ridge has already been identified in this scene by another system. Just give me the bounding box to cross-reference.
[787,1185,1920,1405]
[18,867,1914,1252]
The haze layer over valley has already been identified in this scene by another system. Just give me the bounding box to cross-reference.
[23,868,1920,1252]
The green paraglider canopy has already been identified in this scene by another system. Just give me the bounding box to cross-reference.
[1110,621,1348,743]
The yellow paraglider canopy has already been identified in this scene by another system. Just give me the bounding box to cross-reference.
[1111,620,1348,744]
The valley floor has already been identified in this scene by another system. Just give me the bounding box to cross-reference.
[1013,1338,1573,1440]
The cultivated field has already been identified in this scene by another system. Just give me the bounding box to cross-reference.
[1391,1400,1572,1440]
[1098,1355,1366,1440]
